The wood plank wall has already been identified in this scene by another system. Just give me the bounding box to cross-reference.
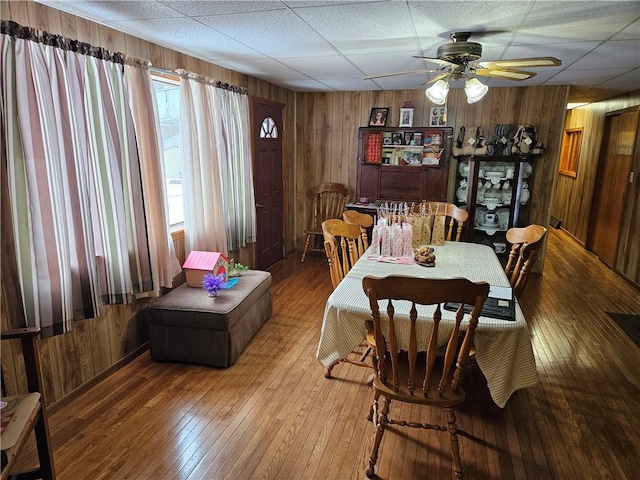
[551,90,640,286]
[293,85,570,266]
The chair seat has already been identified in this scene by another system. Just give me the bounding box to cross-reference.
[1,393,42,473]
[372,354,466,407]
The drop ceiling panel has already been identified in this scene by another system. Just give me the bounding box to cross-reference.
[158,0,287,16]
[196,9,337,58]
[292,1,418,54]
[278,56,363,79]
[518,0,640,42]
[548,68,634,87]
[568,40,640,69]
[40,0,183,22]
[212,58,309,81]
[108,17,265,60]
[598,69,640,91]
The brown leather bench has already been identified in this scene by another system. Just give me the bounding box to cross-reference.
[146,270,272,367]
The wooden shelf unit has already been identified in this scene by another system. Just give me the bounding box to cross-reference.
[356,126,453,204]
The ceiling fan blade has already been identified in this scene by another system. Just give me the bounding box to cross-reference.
[473,68,537,81]
[474,57,562,69]
[421,73,450,86]
[364,68,442,80]
[412,56,458,68]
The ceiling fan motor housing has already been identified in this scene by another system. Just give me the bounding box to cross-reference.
[437,41,483,63]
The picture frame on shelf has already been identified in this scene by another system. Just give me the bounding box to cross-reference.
[399,107,414,127]
[430,106,447,126]
[403,132,413,145]
[392,133,403,145]
[369,107,389,126]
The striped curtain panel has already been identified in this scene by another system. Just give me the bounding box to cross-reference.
[213,88,257,251]
[1,33,152,337]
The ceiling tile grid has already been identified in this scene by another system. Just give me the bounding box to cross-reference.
[34,0,640,103]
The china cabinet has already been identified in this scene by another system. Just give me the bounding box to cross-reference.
[454,155,534,250]
[356,126,453,204]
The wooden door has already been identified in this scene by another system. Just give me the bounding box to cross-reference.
[588,109,639,268]
[251,98,285,270]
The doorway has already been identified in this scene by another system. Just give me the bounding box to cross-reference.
[251,98,285,270]
[588,107,639,268]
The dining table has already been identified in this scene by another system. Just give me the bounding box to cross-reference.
[316,241,539,408]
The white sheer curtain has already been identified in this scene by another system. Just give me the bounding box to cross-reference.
[123,58,181,296]
[178,72,229,255]
[213,88,256,250]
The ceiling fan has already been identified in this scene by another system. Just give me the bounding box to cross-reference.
[364,32,562,103]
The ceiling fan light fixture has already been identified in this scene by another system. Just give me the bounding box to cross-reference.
[426,79,450,105]
[465,77,489,103]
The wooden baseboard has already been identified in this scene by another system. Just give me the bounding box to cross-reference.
[47,343,149,414]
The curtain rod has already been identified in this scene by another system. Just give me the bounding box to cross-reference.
[175,68,248,95]
[1,20,124,65]
[1,20,248,94]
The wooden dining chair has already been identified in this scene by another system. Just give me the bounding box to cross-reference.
[504,224,547,297]
[301,183,348,263]
[413,201,469,242]
[322,219,375,378]
[1,327,55,480]
[342,210,374,251]
[362,275,490,480]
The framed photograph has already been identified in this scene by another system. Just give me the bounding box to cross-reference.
[392,133,403,145]
[430,106,447,126]
[403,132,413,145]
[369,107,389,126]
[399,107,414,127]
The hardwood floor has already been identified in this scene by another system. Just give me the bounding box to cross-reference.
[29,228,640,479]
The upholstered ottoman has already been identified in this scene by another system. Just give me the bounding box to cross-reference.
[146,270,272,367]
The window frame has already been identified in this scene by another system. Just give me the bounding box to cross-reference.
[151,72,184,230]
[558,127,583,178]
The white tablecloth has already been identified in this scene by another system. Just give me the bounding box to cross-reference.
[316,242,539,408]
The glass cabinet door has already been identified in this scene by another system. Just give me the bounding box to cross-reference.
[454,156,533,254]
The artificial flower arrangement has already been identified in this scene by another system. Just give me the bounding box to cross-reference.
[228,260,249,277]
[202,273,225,297]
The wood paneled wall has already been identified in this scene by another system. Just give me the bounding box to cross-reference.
[551,90,640,286]
[293,85,570,267]
[1,0,295,406]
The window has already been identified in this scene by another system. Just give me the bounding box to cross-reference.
[260,116,278,138]
[152,74,183,226]
[558,128,583,178]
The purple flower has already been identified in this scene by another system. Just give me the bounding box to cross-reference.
[202,273,225,296]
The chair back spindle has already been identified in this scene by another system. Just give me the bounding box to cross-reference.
[301,183,348,262]
[342,210,374,251]
[412,202,468,242]
[504,224,547,297]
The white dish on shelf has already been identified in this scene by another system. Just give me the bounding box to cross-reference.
[484,171,504,184]
[458,161,469,176]
[475,223,500,236]
[482,198,502,210]
[496,208,510,227]
[456,187,467,202]
[478,220,500,227]
[520,187,530,204]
